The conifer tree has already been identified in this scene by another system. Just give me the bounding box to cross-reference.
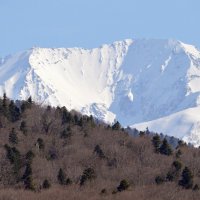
[2,93,8,117]
[152,134,161,153]
[22,163,35,189]
[20,121,27,135]
[57,168,66,185]
[43,179,51,189]
[9,128,18,145]
[8,100,20,122]
[193,184,199,191]
[179,167,193,189]
[26,150,35,164]
[37,138,45,150]
[139,131,145,137]
[60,127,72,139]
[24,176,35,190]
[112,121,121,131]
[22,163,32,180]
[21,96,33,112]
[117,179,130,192]
[27,96,32,104]
[66,178,72,185]
[61,107,71,124]
[94,145,106,159]
[80,168,96,185]
[4,144,22,181]
[159,138,173,155]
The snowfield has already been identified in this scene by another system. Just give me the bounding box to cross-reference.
[1,39,200,146]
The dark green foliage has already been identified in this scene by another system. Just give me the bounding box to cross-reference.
[166,160,182,182]
[177,140,186,148]
[152,134,161,153]
[179,167,193,189]
[112,121,121,131]
[4,145,17,163]
[8,100,20,122]
[4,144,22,181]
[66,178,72,185]
[159,139,173,155]
[2,95,200,197]
[22,163,35,190]
[61,107,73,124]
[0,94,20,121]
[117,179,130,192]
[9,128,18,145]
[37,138,45,150]
[41,115,52,134]
[43,179,51,189]
[155,176,165,185]
[166,171,175,182]
[193,184,199,191]
[94,145,106,159]
[20,121,27,135]
[27,96,32,104]
[80,168,96,185]
[172,160,182,171]
[26,150,35,164]
[4,145,21,165]
[24,175,35,190]
[2,93,8,116]
[22,163,32,179]
[57,168,66,185]
[60,127,72,139]
[165,160,182,182]
[88,115,95,127]
[21,97,32,113]
[139,131,145,137]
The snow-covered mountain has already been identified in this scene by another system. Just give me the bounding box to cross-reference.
[1,39,200,146]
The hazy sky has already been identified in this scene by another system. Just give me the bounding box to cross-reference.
[0,0,199,56]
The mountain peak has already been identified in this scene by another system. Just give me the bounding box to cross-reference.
[1,39,200,146]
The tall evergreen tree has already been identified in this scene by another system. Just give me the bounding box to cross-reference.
[179,167,193,189]
[152,134,161,153]
[20,121,27,135]
[61,107,72,124]
[94,145,106,159]
[2,93,8,117]
[159,139,173,156]
[117,179,130,192]
[8,100,20,122]
[9,128,18,145]
[4,145,21,181]
[80,168,96,185]
[57,168,66,185]
[112,121,121,131]
[43,179,51,189]
[37,138,45,150]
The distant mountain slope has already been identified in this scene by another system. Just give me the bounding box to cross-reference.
[1,39,200,145]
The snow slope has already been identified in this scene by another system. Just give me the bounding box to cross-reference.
[1,39,200,145]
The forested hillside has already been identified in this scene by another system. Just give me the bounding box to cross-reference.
[0,94,200,200]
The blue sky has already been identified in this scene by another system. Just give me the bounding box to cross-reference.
[0,0,199,56]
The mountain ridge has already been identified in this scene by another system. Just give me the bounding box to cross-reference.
[1,39,200,145]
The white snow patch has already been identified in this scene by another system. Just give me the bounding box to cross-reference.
[161,56,171,73]
[1,39,200,146]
